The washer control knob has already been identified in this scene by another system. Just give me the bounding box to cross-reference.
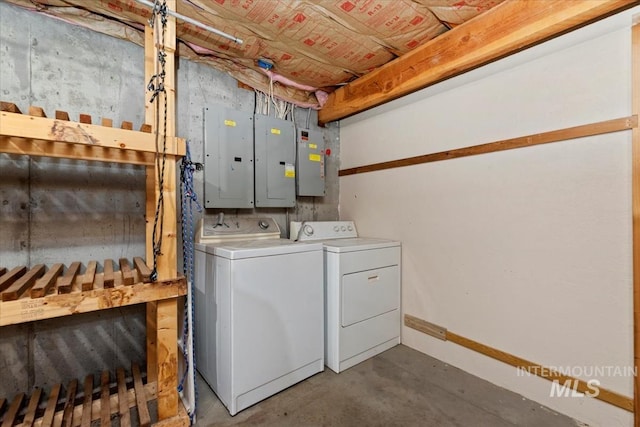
[333,225,340,232]
[347,225,353,231]
[341,226,346,232]
[258,220,269,230]
[303,224,314,236]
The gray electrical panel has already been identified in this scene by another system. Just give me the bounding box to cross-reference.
[204,105,254,208]
[296,128,325,196]
[254,115,296,207]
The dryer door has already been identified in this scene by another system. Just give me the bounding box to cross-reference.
[341,265,399,327]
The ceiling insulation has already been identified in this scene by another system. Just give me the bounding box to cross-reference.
[5,0,503,108]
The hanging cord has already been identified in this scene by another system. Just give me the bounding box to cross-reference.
[179,142,202,422]
[147,0,168,282]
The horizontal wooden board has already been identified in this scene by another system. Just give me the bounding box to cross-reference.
[0,136,157,166]
[340,116,637,176]
[0,277,186,326]
[0,112,185,156]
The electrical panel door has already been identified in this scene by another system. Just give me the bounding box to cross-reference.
[254,115,296,207]
[296,128,325,196]
[204,106,254,208]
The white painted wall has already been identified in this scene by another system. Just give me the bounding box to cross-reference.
[339,7,639,427]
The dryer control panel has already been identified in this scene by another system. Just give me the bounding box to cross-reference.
[290,221,358,241]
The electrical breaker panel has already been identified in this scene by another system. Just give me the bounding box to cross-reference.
[204,106,254,208]
[254,115,296,207]
[296,128,325,196]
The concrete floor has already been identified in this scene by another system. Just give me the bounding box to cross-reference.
[194,345,580,426]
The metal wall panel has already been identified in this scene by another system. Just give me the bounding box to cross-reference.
[204,106,254,208]
[296,128,325,196]
[254,115,296,207]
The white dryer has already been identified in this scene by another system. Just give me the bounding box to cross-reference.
[291,221,401,373]
[195,216,324,415]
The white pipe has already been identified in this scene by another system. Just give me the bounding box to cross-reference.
[134,0,243,44]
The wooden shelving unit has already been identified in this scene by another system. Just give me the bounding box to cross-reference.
[0,98,188,426]
[1,1,189,424]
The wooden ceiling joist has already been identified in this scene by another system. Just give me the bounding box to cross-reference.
[318,0,639,125]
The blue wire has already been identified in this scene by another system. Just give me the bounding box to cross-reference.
[179,141,202,423]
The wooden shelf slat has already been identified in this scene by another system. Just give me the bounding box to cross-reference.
[133,257,152,283]
[119,258,135,286]
[22,388,42,427]
[117,367,132,427]
[0,267,6,277]
[1,265,45,301]
[103,259,115,289]
[0,102,21,114]
[58,261,82,294]
[42,384,61,427]
[81,261,97,292]
[55,111,70,121]
[100,371,110,427]
[62,379,78,427]
[28,106,46,118]
[132,363,151,427]
[1,393,24,427]
[80,375,93,427]
[31,263,64,298]
[0,266,26,293]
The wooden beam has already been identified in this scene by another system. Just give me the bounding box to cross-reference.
[404,314,634,411]
[340,116,638,176]
[318,0,639,124]
[632,17,640,427]
[155,299,179,420]
[144,1,181,422]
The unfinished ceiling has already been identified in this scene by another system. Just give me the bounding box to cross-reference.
[5,0,503,108]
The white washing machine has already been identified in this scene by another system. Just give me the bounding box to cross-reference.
[291,221,401,373]
[195,216,324,415]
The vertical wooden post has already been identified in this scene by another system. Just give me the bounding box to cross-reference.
[632,17,639,427]
[144,0,179,421]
